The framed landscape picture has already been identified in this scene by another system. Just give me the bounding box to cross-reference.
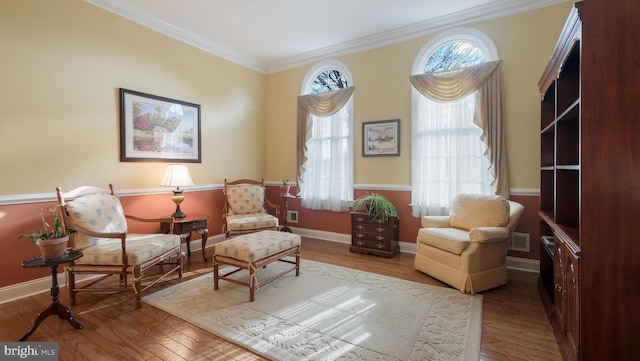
[362,119,400,156]
[120,88,201,162]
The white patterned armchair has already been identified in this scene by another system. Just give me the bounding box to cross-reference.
[222,178,280,238]
[56,184,183,308]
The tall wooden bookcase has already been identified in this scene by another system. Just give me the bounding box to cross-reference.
[538,1,640,360]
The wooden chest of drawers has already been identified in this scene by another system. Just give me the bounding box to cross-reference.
[350,212,399,258]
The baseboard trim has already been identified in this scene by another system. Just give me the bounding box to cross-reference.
[506,256,540,273]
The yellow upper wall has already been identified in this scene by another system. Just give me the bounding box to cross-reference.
[0,0,266,195]
[1,0,573,196]
[265,3,574,190]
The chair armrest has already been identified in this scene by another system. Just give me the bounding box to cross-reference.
[73,225,126,239]
[421,216,451,228]
[71,225,128,252]
[125,215,174,233]
[469,227,509,243]
[125,215,174,224]
[265,199,281,216]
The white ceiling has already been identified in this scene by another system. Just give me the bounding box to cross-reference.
[85,0,567,73]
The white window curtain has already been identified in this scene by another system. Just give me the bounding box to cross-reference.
[410,60,509,217]
[297,87,354,211]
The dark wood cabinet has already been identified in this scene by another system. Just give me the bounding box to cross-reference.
[349,212,399,258]
[538,1,640,360]
[538,5,582,361]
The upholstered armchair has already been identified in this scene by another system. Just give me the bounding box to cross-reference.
[56,184,183,308]
[222,179,280,238]
[414,193,524,294]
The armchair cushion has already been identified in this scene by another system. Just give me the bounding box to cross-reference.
[226,213,278,232]
[450,193,509,230]
[75,233,181,265]
[419,227,470,255]
[226,185,267,215]
[66,193,128,249]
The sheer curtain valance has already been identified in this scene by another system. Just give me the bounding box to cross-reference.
[410,60,509,198]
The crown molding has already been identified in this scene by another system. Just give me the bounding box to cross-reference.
[85,0,568,74]
[83,0,267,73]
[266,0,569,73]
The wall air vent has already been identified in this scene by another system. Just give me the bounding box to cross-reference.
[509,232,530,252]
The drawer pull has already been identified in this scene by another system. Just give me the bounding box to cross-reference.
[376,243,385,249]
[376,236,385,241]
[376,227,384,232]
[356,225,364,230]
[356,233,364,238]
[356,216,365,222]
[356,240,365,246]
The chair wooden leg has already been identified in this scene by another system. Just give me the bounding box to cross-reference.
[295,251,301,276]
[213,262,219,290]
[177,250,184,278]
[249,265,256,302]
[133,265,142,309]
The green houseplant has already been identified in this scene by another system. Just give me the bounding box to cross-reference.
[281,179,291,195]
[19,206,73,260]
[352,192,400,222]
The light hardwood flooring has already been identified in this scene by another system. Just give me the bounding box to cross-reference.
[1,238,562,360]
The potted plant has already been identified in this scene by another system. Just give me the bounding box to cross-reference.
[281,179,291,195]
[19,206,73,260]
[352,192,400,222]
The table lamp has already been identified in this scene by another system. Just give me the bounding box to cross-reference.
[161,164,194,218]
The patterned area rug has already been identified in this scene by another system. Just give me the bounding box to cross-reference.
[143,259,482,361]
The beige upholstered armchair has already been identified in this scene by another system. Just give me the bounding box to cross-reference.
[414,193,524,294]
[222,179,280,238]
[56,184,183,308]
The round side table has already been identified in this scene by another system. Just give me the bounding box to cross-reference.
[19,249,84,341]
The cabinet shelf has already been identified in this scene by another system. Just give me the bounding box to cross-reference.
[557,42,581,114]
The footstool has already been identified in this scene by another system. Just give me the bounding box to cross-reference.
[213,230,301,302]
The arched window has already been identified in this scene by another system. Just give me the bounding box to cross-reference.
[411,29,507,216]
[297,60,354,211]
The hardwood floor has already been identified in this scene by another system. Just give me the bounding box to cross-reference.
[1,238,562,360]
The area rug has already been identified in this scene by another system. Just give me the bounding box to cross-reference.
[143,260,482,361]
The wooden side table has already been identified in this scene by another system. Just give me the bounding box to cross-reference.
[20,250,84,341]
[279,193,297,233]
[161,214,209,261]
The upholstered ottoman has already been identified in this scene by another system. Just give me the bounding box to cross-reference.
[213,230,301,301]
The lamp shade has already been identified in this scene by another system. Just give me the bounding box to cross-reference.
[161,164,194,188]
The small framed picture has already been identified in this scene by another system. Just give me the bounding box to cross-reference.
[120,88,201,163]
[362,119,400,157]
